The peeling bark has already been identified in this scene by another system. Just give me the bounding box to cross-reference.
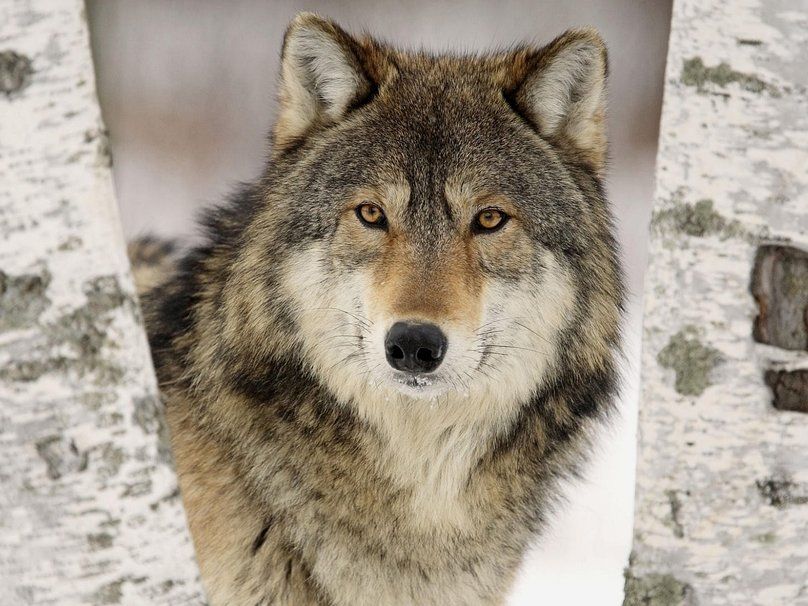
[752,245,808,351]
[626,0,808,604]
[0,1,204,604]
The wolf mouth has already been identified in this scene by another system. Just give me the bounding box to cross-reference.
[393,373,437,389]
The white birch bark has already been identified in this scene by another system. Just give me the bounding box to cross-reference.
[626,0,808,604]
[0,1,205,604]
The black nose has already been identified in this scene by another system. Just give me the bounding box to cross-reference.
[385,322,447,373]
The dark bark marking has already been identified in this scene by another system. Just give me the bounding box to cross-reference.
[0,50,33,97]
[751,245,808,351]
[756,476,808,508]
[35,435,88,480]
[764,369,808,413]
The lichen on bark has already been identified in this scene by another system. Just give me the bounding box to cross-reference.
[656,327,722,396]
[0,269,51,331]
[652,198,744,239]
[624,570,695,606]
[681,56,773,94]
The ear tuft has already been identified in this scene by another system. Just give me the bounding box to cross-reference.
[275,13,375,150]
[514,28,608,174]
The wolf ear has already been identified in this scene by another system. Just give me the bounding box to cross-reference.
[274,13,379,150]
[510,28,608,174]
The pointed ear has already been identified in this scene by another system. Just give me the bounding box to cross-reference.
[510,28,608,174]
[274,13,382,150]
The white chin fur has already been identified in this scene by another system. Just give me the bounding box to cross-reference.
[376,369,454,399]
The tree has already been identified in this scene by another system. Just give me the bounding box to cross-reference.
[0,1,204,603]
[625,0,808,604]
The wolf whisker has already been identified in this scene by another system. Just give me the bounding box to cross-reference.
[474,317,516,331]
[485,344,544,355]
[471,348,507,358]
[511,321,553,345]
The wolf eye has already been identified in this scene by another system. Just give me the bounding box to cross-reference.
[356,203,387,229]
[473,208,508,233]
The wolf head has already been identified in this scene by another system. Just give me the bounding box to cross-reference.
[192,14,622,428]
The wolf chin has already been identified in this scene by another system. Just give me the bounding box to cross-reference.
[137,13,624,606]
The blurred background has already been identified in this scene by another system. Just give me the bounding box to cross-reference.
[86,1,672,603]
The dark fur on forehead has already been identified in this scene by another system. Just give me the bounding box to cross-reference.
[274,15,608,171]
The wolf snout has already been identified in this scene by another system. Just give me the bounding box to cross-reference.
[384,322,447,373]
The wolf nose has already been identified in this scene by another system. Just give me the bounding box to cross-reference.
[385,322,447,373]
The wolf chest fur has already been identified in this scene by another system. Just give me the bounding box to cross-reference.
[138,12,624,606]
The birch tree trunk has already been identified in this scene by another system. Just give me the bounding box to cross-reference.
[626,0,808,604]
[0,1,204,603]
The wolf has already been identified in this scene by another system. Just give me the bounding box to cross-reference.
[134,12,624,605]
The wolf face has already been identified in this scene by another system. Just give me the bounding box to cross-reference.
[214,15,621,428]
[145,14,624,604]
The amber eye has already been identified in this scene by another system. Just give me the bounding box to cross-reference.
[356,202,387,229]
[473,208,508,233]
